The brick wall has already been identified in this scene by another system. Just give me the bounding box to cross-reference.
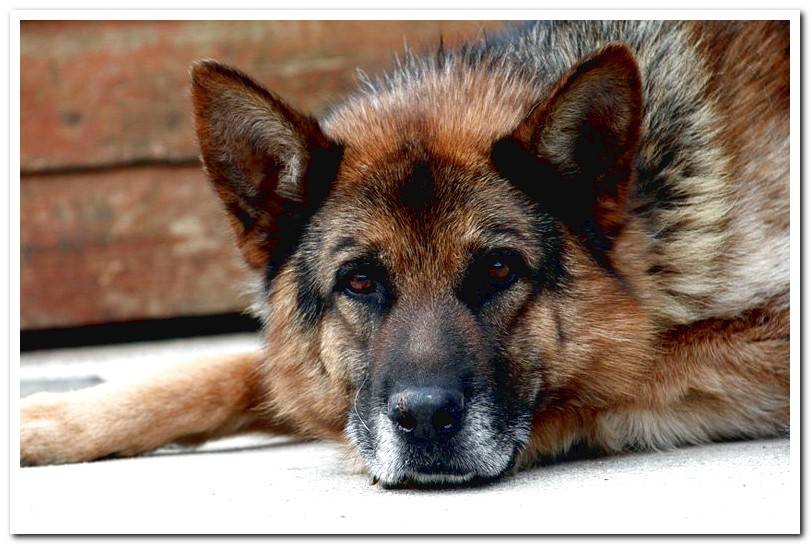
[21,20,506,330]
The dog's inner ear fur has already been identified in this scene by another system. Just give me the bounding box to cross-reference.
[191,60,341,270]
[495,43,643,241]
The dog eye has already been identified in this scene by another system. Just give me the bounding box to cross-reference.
[457,249,525,310]
[483,252,520,290]
[488,259,513,283]
[336,259,389,305]
[347,272,375,295]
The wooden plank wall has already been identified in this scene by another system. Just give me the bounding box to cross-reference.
[21,20,506,330]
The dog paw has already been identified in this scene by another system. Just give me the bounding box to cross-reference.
[20,392,96,466]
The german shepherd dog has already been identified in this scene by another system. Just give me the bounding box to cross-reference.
[21,20,790,487]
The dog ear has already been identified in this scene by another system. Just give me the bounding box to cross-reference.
[493,44,642,241]
[191,60,342,271]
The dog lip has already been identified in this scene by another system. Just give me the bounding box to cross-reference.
[403,470,477,485]
[373,465,481,488]
[410,464,473,476]
[403,460,485,481]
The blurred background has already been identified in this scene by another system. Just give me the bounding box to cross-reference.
[20,20,506,349]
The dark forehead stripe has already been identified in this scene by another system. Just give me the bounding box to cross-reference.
[397,162,437,213]
[358,156,478,222]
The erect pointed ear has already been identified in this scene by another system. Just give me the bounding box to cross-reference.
[493,44,642,242]
[191,60,342,272]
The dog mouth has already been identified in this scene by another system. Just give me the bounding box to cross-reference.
[377,469,484,490]
[379,461,516,490]
[347,398,530,488]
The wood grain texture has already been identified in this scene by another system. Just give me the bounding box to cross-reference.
[21,20,505,172]
[21,165,252,328]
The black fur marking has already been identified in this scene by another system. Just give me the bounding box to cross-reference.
[491,135,622,280]
[397,162,436,213]
[491,136,563,207]
[262,142,344,327]
[552,306,566,346]
[232,206,255,231]
[291,247,325,328]
[264,201,309,288]
[530,214,567,294]
[457,247,528,312]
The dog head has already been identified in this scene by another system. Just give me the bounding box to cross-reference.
[191,43,655,486]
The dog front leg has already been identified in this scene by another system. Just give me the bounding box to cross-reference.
[20,352,284,466]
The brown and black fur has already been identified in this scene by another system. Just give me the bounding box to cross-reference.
[21,20,790,487]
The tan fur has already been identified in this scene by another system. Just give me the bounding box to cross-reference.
[21,353,283,465]
[517,303,789,466]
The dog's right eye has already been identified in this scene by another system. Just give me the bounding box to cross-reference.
[336,259,389,307]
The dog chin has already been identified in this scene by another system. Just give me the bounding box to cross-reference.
[381,470,479,488]
[403,471,477,484]
[373,459,510,489]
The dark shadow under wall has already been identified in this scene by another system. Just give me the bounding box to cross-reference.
[20,312,262,352]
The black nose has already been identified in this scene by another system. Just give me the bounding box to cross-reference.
[387,387,465,442]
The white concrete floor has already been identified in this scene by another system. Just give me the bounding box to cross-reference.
[14,334,798,534]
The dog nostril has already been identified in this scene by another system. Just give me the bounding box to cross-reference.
[432,408,456,431]
[395,410,417,433]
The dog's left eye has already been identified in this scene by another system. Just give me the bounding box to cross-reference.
[458,249,525,309]
[487,259,513,284]
[482,253,519,291]
[347,272,375,295]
